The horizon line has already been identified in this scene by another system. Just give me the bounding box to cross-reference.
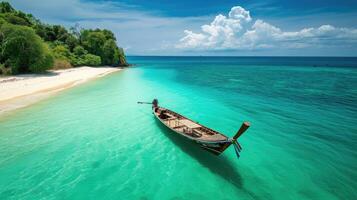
[126,55,357,58]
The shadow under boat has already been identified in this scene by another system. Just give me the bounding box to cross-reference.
[154,119,244,188]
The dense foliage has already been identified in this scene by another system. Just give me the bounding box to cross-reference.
[0,23,53,74]
[0,2,127,75]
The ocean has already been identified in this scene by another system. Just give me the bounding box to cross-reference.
[0,56,356,199]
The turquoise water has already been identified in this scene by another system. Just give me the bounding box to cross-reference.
[0,57,356,199]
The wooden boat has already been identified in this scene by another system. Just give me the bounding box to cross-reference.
[138,99,250,158]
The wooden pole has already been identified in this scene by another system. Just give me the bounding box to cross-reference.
[137,102,152,104]
[233,122,250,141]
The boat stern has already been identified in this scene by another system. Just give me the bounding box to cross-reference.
[215,122,250,157]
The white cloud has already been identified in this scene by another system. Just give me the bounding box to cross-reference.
[8,1,357,55]
[228,6,252,22]
[177,6,357,50]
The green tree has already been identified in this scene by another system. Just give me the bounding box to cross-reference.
[33,23,47,38]
[52,45,71,59]
[53,25,69,42]
[65,35,78,51]
[0,2,15,13]
[0,2,128,74]
[80,29,127,66]
[34,24,58,42]
[0,24,53,74]
[82,54,101,66]
[29,45,54,73]
[14,11,32,25]
[101,29,116,41]
[0,19,5,63]
[0,17,6,27]
[81,30,106,56]
[1,13,31,26]
[73,45,87,57]
[118,47,127,66]
[102,39,119,65]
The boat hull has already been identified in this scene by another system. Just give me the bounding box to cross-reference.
[153,107,232,155]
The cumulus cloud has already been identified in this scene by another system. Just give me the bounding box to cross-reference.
[177,6,357,50]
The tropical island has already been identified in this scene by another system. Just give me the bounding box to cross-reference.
[0,1,356,199]
[0,2,128,115]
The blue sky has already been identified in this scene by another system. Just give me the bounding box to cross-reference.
[7,0,357,56]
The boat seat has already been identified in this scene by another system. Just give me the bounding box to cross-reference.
[179,119,201,129]
[173,125,185,129]
[166,118,180,127]
[192,130,203,137]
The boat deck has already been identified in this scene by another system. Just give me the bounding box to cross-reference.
[155,107,227,141]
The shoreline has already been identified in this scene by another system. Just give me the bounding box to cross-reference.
[0,66,121,116]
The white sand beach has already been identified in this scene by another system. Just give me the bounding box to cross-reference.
[0,66,121,115]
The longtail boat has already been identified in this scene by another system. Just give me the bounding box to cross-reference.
[138,99,250,158]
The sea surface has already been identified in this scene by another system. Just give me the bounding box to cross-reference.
[0,56,356,200]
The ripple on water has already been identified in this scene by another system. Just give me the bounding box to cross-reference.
[1,57,357,199]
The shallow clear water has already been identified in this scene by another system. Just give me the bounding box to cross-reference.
[0,57,356,199]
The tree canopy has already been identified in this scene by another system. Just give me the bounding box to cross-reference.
[0,2,127,75]
[0,2,14,13]
[1,23,53,74]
